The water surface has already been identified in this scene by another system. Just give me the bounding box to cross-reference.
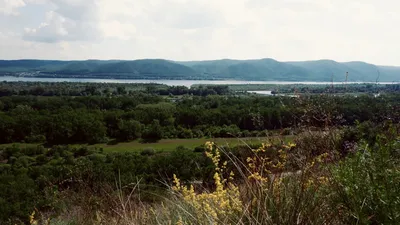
[0,76,397,88]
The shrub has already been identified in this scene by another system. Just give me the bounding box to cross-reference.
[330,137,400,224]
[117,119,143,141]
[141,120,163,143]
[25,135,46,143]
[240,130,251,137]
[170,141,337,225]
[140,148,155,156]
[294,129,342,159]
[194,145,206,153]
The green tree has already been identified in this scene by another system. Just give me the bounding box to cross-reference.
[141,120,163,143]
[117,119,143,141]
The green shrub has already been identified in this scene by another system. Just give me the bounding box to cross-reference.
[140,148,155,156]
[330,137,400,224]
[141,120,163,143]
[194,145,206,153]
[25,135,46,143]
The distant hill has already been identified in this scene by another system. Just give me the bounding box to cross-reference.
[182,59,400,81]
[0,59,199,79]
[92,59,198,79]
[0,58,399,81]
[179,58,311,81]
[287,60,384,82]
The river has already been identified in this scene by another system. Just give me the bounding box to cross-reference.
[0,76,397,88]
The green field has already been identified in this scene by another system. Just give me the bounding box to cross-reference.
[0,136,294,153]
[95,137,266,152]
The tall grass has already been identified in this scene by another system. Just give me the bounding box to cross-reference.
[31,127,400,225]
[330,136,400,224]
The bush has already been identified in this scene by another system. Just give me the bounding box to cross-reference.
[194,145,206,153]
[25,135,46,143]
[330,137,400,224]
[177,127,193,139]
[117,119,143,141]
[193,129,204,138]
[168,141,336,225]
[294,129,342,159]
[140,148,155,156]
[240,130,251,137]
[141,120,163,143]
[280,128,293,136]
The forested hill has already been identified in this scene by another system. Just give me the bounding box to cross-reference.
[0,58,399,81]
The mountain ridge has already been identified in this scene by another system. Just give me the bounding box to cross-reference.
[0,58,399,81]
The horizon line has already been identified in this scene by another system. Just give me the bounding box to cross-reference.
[0,58,399,67]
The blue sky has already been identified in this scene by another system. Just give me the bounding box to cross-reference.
[0,0,399,66]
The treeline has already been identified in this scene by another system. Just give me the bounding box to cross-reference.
[0,82,229,97]
[273,83,400,94]
[0,93,399,144]
[224,83,400,94]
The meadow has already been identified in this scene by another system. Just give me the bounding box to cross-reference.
[0,136,295,153]
[92,137,269,152]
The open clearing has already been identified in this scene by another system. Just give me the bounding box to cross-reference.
[94,137,266,152]
[1,136,294,153]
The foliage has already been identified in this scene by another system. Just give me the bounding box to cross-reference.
[0,145,211,223]
[330,133,400,224]
[0,82,399,224]
[117,119,142,141]
[171,141,242,224]
[0,86,399,144]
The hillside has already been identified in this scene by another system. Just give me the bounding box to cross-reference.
[92,59,198,79]
[184,59,400,81]
[287,60,384,82]
[179,58,310,80]
[0,58,399,81]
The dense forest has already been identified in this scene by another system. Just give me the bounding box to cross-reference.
[1,82,400,224]
[0,82,398,145]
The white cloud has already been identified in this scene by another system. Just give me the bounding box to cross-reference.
[100,20,136,40]
[0,0,400,65]
[0,0,26,15]
[23,0,100,42]
[24,11,68,42]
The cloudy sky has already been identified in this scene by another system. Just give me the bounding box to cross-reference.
[0,0,399,65]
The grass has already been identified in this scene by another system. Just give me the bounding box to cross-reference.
[0,135,294,152]
[0,136,294,153]
[93,136,294,152]
[18,128,400,224]
[0,143,40,149]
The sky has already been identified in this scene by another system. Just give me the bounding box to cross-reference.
[0,0,399,65]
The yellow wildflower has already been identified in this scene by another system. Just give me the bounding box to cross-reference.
[288,142,296,148]
[176,217,184,225]
[29,211,38,225]
[317,176,329,185]
[173,174,181,191]
[173,142,243,223]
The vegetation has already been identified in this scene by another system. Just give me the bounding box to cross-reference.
[0,82,229,97]
[2,122,399,224]
[1,58,400,81]
[0,81,399,224]
[217,83,400,95]
[0,82,398,146]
